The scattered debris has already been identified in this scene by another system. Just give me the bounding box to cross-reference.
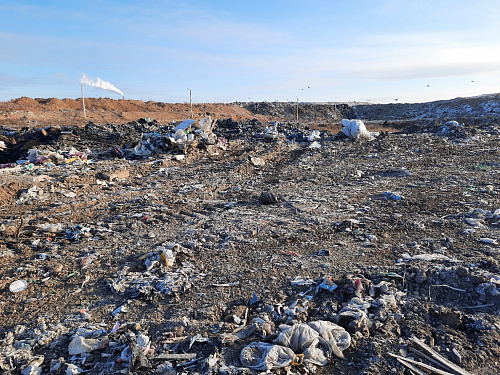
[1,96,500,374]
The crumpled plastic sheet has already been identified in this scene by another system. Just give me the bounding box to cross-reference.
[240,320,350,371]
[341,119,373,140]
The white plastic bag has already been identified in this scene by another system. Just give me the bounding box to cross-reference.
[307,320,351,359]
[307,130,321,142]
[240,320,351,370]
[341,119,373,140]
[68,336,103,355]
[240,342,296,370]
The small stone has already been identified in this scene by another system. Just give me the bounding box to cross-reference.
[51,263,64,274]
[259,191,278,205]
[393,313,403,322]
[456,267,468,277]
[96,169,129,181]
[415,271,427,284]
[250,157,265,167]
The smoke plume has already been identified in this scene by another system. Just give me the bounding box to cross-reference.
[80,73,124,98]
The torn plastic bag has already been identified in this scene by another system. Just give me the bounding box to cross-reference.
[68,336,104,355]
[277,323,318,354]
[307,321,351,359]
[277,320,350,360]
[132,141,153,157]
[341,119,373,140]
[239,342,296,370]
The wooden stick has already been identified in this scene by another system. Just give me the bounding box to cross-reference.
[462,303,494,309]
[153,353,197,360]
[389,353,455,375]
[395,357,427,375]
[409,337,473,375]
[410,348,451,373]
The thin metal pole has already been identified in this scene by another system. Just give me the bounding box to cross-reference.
[188,88,193,118]
[81,85,86,119]
[296,97,299,122]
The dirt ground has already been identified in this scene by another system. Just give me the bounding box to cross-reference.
[0,96,499,375]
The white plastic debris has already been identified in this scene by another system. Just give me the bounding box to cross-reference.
[341,119,373,140]
[174,128,188,142]
[137,333,151,351]
[173,154,185,161]
[309,141,321,149]
[264,123,278,141]
[21,356,44,375]
[199,116,214,133]
[240,320,350,370]
[240,342,296,370]
[112,305,128,316]
[132,141,153,157]
[479,238,497,245]
[290,276,315,286]
[250,156,265,167]
[17,185,43,204]
[68,336,103,355]
[38,223,65,233]
[307,130,321,142]
[65,363,84,375]
[401,253,451,261]
[9,279,28,293]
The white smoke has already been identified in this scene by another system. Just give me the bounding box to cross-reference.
[80,73,124,98]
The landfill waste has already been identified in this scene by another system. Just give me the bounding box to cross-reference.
[382,191,403,200]
[341,119,374,140]
[307,129,321,142]
[240,320,350,371]
[1,96,500,375]
[68,336,105,355]
[263,122,279,141]
[9,279,28,293]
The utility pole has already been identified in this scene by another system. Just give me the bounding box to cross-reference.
[81,85,86,119]
[187,88,193,118]
[296,97,299,122]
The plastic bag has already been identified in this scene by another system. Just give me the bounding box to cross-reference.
[307,130,321,142]
[341,119,373,140]
[68,336,103,355]
[240,342,296,370]
[307,320,351,359]
[239,320,351,370]
[278,320,350,361]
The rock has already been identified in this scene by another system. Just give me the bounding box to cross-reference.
[259,191,278,205]
[441,310,462,329]
[96,169,129,181]
[415,271,427,284]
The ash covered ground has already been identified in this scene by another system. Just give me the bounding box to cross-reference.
[0,95,500,375]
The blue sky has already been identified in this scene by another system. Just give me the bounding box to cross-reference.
[1,0,499,104]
